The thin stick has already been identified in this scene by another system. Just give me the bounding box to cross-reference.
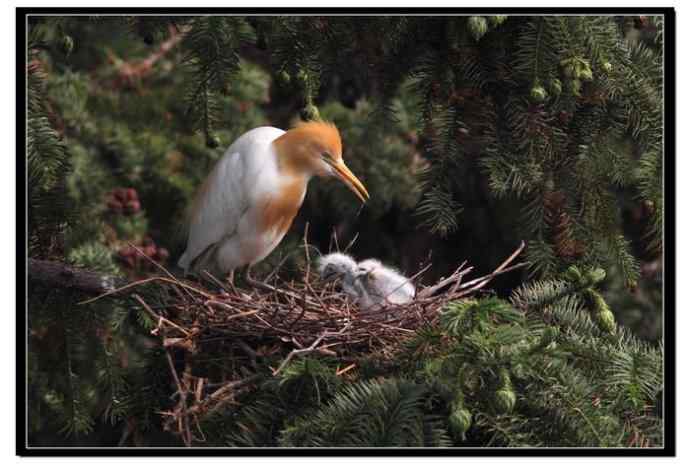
[449,263,469,295]
[130,243,172,277]
[183,374,262,417]
[272,324,350,376]
[417,264,473,299]
[453,262,529,297]
[202,269,239,297]
[79,276,212,305]
[329,228,340,253]
[336,363,357,376]
[263,251,294,284]
[133,294,191,336]
[164,349,191,447]
[205,304,260,321]
[303,222,311,277]
[244,276,322,309]
[128,243,194,303]
[446,242,526,295]
[406,262,433,285]
[343,233,359,254]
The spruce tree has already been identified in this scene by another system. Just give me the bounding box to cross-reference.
[25,14,666,448]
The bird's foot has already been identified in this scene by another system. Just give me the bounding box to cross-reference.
[221,270,241,297]
[245,266,291,297]
[244,266,271,290]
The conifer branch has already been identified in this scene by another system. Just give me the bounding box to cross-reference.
[28,258,127,295]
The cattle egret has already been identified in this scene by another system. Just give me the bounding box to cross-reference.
[179,122,369,278]
[317,252,358,280]
[356,259,416,309]
[317,252,373,307]
[317,252,415,311]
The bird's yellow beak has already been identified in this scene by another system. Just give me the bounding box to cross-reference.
[329,160,370,203]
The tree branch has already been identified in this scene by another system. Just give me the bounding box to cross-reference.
[28,258,127,295]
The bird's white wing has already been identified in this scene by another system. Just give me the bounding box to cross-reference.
[178,151,247,271]
[178,127,286,272]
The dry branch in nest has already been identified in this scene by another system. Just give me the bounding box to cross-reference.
[81,241,527,446]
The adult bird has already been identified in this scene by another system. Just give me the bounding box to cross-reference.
[178,121,369,281]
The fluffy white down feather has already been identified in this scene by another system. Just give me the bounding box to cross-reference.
[356,258,416,308]
[316,253,358,278]
[316,253,415,310]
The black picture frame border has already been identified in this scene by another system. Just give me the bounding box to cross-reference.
[16,6,676,457]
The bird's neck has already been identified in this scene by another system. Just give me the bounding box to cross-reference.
[272,133,315,179]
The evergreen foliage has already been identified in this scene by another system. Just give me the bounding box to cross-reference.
[25,14,666,448]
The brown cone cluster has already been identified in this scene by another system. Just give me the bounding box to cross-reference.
[543,189,585,260]
[117,236,169,269]
[106,187,141,215]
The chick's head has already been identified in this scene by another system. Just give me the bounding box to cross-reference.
[317,252,358,281]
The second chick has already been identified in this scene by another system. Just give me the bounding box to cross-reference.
[355,259,416,309]
[317,253,415,310]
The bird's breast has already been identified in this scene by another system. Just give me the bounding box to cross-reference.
[258,177,308,239]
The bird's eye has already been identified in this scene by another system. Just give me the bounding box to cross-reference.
[321,151,333,161]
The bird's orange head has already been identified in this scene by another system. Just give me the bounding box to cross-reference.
[274,121,369,202]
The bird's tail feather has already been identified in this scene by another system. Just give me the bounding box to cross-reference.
[178,251,191,272]
[186,242,223,279]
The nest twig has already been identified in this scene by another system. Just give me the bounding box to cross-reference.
[83,240,527,445]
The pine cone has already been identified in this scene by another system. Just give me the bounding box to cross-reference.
[107,198,124,214]
[495,387,517,413]
[155,247,169,261]
[549,78,563,96]
[544,191,585,260]
[59,35,74,56]
[586,289,617,334]
[125,188,138,202]
[530,84,548,103]
[143,245,157,258]
[595,307,616,334]
[468,16,488,41]
[448,407,472,437]
[113,188,128,202]
[543,190,566,223]
[124,200,141,215]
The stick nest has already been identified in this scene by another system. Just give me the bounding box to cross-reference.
[83,241,525,446]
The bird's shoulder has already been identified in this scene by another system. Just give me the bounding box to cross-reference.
[217,127,285,190]
[227,126,286,160]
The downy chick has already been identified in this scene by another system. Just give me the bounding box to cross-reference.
[355,259,416,309]
[317,253,373,307]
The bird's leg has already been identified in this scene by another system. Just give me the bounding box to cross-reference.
[244,265,271,290]
[224,269,241,296]
[244,265,289,295]
[244,265,258,286]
